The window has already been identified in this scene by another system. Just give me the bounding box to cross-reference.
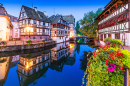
[43,22,45,25]
[23,20,25,24]
[33,37,36,39]
[28,19,30,24]
[40,37,42,39]
[45,23,48,26]
[33,20,36,24]
[37,29,39,32]
[15,33,18,37]
[15,28,18,32]
[43,29,45,32]
[34,28,36,32]
[115,34,120,39]
[22,13,24,17]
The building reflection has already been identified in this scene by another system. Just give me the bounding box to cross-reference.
[17,49,51,86]
[0,42,77,86]
[0,57,11,86]
[50,42,76,71]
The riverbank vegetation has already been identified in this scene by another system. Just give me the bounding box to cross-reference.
[79,8,103,38]
[83,38,130,86]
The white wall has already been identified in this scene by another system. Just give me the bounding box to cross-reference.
[111,34,115,39]
[0,17,11,41]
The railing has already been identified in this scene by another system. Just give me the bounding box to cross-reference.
[21,32,49,35]
[119,43,129,86]
[99,21,129,34]
[98,3,128,25]
[19,24,50,29]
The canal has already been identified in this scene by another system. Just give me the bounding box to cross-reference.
[0,42,95,86]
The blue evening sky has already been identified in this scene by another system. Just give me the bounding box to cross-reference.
[1,0,111,22]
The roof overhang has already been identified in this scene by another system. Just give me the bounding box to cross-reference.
[95,0,116,20]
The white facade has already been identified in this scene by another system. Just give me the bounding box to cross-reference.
[0,17,12,41]
[12,22,20,39]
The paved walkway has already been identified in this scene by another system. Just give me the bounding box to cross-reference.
[123,46,130,51]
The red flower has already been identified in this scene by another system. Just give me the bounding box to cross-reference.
[88,62,90,66]
[122,70,125,73]
[108,56,111,59]
[105,60,108,65]
[112,56,115,60]
[122,66,124,70]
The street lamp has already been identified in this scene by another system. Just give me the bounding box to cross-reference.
[26,27,31,39]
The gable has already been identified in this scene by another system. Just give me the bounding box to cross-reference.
[18,6,28,20]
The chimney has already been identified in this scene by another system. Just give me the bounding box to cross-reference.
[34,7,37,11]
[43,11,47,16]
[0,3,3,7]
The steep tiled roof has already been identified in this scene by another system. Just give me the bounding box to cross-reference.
[48,15,61,24]
[8,14,18,22]
[0,6,8,16]
[22,5,49,22]
[63,15,75,24]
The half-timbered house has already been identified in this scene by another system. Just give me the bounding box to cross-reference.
[63,15,76,37]
[49,15,70,43]
[18,5,51,42]
[96,0,130,46]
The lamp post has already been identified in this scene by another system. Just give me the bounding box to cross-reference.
[26,27,31,39]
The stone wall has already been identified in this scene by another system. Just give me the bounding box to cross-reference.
[0,41,56,52]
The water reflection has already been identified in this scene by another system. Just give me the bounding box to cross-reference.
[17,49,51,86]
[0,42,95,86]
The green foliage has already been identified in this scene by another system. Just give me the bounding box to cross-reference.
[104,37,112,42]
[76,21,82,36]
[77,38,84,43]
[79,8,103,37]
[27,39,31,46]
[0,41,7,46]
[83,44,130,86]
[104,38,123,48]
[42,39,45,44]
[111,39,123,47]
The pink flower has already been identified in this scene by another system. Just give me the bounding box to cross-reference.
[117,67,121,70]
[108,67,115,72]
[110,63,116,69]
[87,58,89,60]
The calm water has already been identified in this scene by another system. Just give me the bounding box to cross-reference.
[0,42,95,86]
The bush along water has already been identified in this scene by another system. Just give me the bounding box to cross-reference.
[42,39,45,44]
[83,39,130,86]
[27,40,32,47]
[104,38,123,48]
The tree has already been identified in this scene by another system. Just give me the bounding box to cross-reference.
[79,8,103,37]
[76,21,82,36]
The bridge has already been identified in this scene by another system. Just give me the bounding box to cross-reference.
[69,36,95,45]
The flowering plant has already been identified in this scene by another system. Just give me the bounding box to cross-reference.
[83,44,130,86]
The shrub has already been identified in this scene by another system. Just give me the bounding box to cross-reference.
[42,39,45,44]
[104,37,112,42]
[27,40,31,46]
[111,39,123,48]
[83,45,130,86]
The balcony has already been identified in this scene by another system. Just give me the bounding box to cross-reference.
[98,3,129,25]
[20,32,49,36]
[99,21,129,34]
[19,24,51,29]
